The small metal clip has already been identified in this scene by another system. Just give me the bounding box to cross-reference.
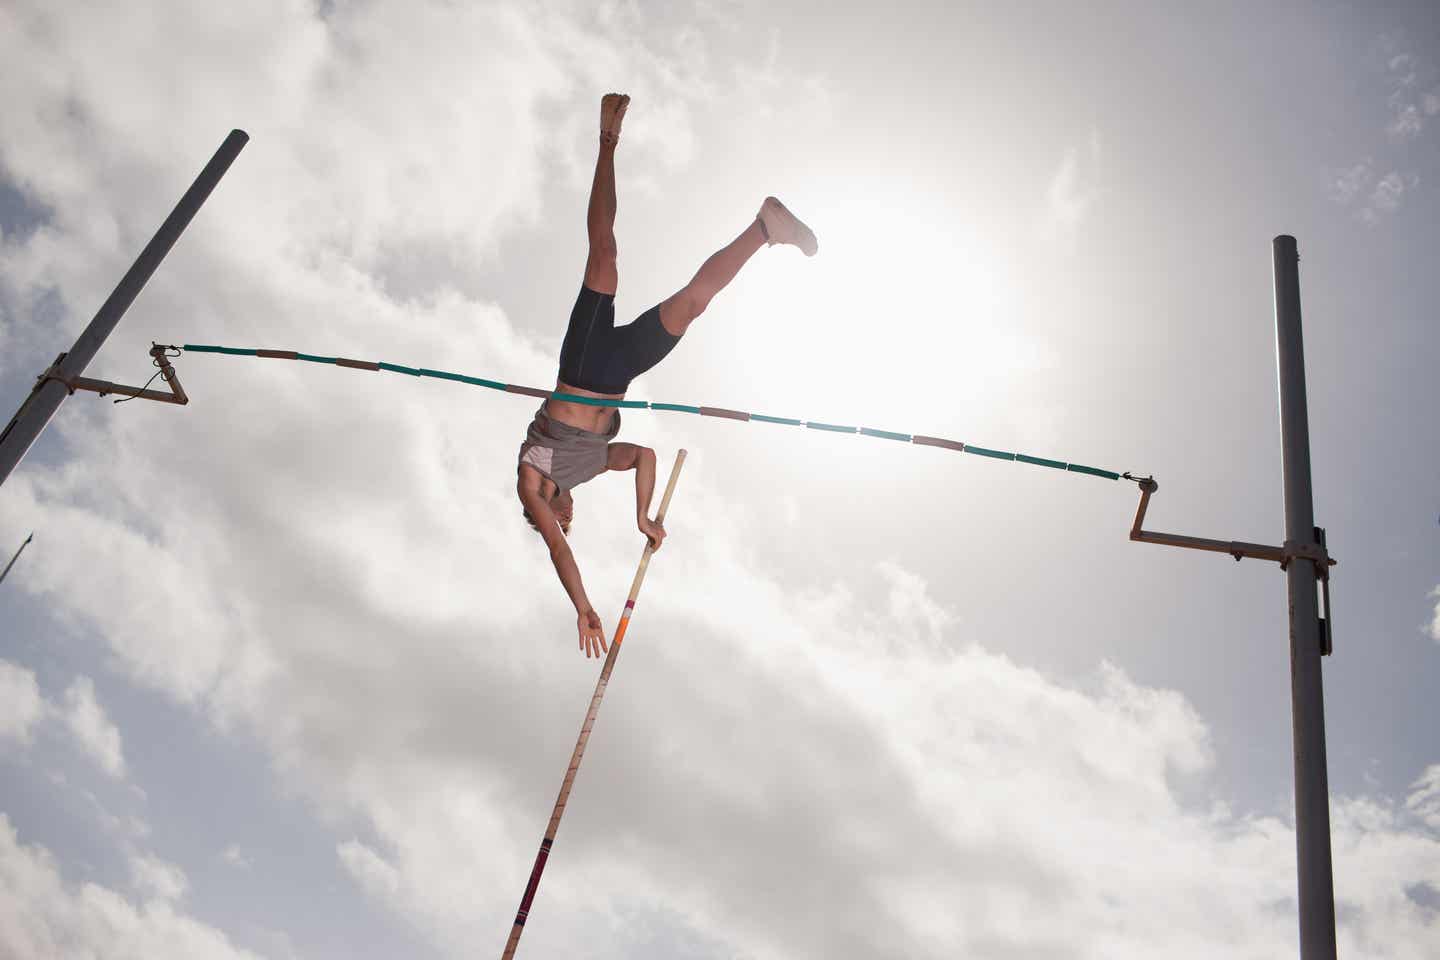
[1315,527,1333,655]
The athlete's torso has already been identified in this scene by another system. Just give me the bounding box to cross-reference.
[545,379,623,434]
[517,389,622,492]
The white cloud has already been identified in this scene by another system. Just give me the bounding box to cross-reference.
[1388,53,1416,79]
[61,677,126,779]
[0,815,259,960]
[0,0,709,369]
[1369,171,1415,214]
[1428,586,1440,643]
[1387,103,1424,141]
[337,839,400,901]
[1334,157,1418,224]
[0,660,44,744]
[1332,159,1372,204]
[1338,45,1437,220]
[130,853,188,902]
[220,844,251,869]
[1358,170,1419,223]
[1045,130,1103,243]
[81,792,150,846]
[1406,765,1440,830]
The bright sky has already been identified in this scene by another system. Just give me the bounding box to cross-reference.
[1,1,1438,958]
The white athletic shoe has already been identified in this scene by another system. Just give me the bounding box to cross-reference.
[599,93,630,145]
[757,196,818,257]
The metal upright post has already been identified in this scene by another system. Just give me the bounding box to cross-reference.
[1273,234,1337,960]
[0,130,248,490]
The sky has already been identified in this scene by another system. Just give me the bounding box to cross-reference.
[0,1,1438,958]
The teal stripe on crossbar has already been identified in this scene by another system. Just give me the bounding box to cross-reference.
[457,375,506,390]
[183,344,256,356]
[1066,463,1121,480]
[419,369,506,389]
[182,344,1137,485]
[965,445,1016,461]
[1016,453,1068,470]
[551,393,649,409]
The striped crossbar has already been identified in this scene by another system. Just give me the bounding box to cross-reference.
[181,344,1128,482]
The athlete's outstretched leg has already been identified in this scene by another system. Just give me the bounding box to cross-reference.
[658,197,818,337]
[585,93,628,295]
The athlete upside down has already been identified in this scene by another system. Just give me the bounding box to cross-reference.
[516,93,818,657]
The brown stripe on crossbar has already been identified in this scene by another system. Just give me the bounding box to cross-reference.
[335,358,381,370]
[505,384,551,399]
[699,406,751,421]
[256,349,299,360]
[912,435,966,452]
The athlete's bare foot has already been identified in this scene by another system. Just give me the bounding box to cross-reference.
[600,93,630,146]
[757,196,819,257]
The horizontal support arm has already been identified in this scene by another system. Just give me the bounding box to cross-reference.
[41,344,188,406]
[69,376,185,404]
[1129,477,1290,564]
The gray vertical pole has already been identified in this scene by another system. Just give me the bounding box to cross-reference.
[0,532,33,586]
[0,129,248,490]
[1272,234,1337,960]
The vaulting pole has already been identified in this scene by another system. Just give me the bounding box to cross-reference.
[500,449,687,960]
[0,129,247,490]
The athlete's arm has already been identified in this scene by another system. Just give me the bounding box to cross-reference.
[607,443,664,551]
[517,466,607,657]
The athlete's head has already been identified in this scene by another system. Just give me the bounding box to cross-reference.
[523,480,573,536]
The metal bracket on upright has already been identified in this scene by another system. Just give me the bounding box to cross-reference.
[35,343,189,406]
[1123,474,1336,654]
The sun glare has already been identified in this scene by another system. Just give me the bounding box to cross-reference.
[732,203,1050,440]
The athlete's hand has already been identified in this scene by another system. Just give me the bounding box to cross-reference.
[638,517,666,552]
[578,609,608,658]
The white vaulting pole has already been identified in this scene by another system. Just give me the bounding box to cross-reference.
[500,449,687,960]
